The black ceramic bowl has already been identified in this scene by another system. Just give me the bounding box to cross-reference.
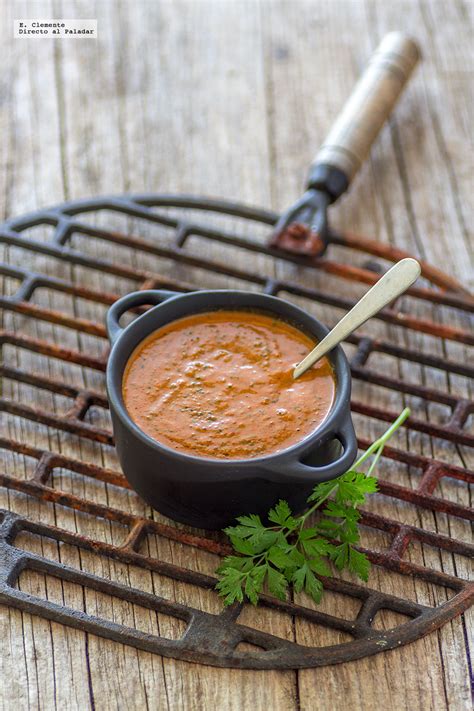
[106,289,357,529]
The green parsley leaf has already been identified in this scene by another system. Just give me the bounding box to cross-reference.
[291,564,307,594]
[348,547,370,582]
[304,569,324,603]
[307,479,338,504]
[250,564,267,589]
[245,572,260,605]
[267,566,288,600]
[216,555,246,574]
[267,545,291,569]
[307,555,332,577]
[291,563,324,602]
[301,536,334,558]
[215,567,245,605]
[330,542,350,570]
[336,471,378,505]
[235,513,264,529]
[228,535,258,556]
[268,499,294,527]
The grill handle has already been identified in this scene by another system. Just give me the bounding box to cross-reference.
[107,290,179,345]
[308,32,421,199]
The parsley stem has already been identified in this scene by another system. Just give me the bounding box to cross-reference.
[353,407,410,471]
[299,482,339,525]
[366,444,384,477]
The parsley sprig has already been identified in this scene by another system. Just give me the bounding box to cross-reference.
[216,408,410,606]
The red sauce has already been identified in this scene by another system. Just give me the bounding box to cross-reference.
[122,310,335,460]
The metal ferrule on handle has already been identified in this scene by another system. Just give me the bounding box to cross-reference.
[310,32,421,190]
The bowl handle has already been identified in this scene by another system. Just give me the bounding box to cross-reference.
[106,289,180,345]
[269,413,358,484]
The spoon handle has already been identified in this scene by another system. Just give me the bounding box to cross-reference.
[293,258,421,379]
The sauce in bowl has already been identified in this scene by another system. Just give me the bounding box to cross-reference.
[122,310,335,459]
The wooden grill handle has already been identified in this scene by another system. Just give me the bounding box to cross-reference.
[312,32,421,186]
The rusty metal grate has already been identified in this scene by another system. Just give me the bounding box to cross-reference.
[0,194,472,669]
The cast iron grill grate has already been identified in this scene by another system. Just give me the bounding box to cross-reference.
[0,194,472,669]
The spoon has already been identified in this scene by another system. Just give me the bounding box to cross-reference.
[293,257,421,379]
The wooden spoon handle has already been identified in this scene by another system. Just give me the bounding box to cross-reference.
[293,258,421,379]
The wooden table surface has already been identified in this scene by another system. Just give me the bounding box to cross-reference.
[1,1,472,709]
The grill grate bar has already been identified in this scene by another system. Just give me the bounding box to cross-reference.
[359,510,473,555]
[350,365,460,407]
[0,298,109,337]
[352,402,474,447]
[27,210,474,309]
[0,330,107,370]
[0,399,114,445]
[2,262,472,376]
[1,462,472,589]
[2,221,474,343]
[375,480,473,521]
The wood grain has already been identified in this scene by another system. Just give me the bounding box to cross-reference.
[0,1,472,710]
